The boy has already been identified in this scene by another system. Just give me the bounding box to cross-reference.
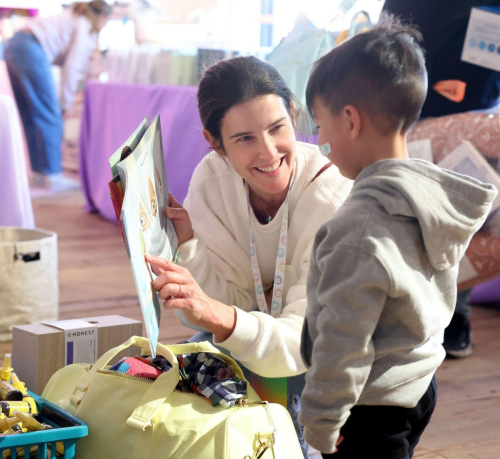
[299,16,497,459]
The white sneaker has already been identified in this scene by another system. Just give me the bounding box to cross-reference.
[46,173,81,191]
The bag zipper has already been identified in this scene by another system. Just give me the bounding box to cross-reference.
[97,368,156,383]
[235,399,267,407]
[96,368,211,402]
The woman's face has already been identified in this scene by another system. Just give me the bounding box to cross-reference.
[218,94,296,200]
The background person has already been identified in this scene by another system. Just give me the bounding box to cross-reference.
[5,1,112,191]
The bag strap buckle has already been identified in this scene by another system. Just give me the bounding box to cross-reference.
[244,433,275,459]
[70,386,88,408]
[256,433,275,459]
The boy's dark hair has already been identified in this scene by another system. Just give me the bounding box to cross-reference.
[306,14,427,135]
[198,56,296,150]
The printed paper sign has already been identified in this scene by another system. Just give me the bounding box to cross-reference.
[44,319,98,365]
[461,7,500,72]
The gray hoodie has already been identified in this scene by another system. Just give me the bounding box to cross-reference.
[299,158,498,453]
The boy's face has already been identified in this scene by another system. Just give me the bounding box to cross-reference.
[313,96,360,180]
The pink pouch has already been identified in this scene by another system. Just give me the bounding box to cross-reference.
[110,356,162,380]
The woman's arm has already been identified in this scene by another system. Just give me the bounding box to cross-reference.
[217,249,311,377]
[149,241,313,378]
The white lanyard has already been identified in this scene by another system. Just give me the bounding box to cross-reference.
[246,165,296,318]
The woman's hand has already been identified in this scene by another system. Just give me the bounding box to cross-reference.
[164,193,194,245]
[146,254,237,342]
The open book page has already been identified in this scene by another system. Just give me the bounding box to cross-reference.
[114,116,178,356]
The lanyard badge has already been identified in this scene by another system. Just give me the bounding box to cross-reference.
[246,164,296,318]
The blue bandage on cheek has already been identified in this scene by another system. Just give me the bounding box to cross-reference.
[319,142,331,156]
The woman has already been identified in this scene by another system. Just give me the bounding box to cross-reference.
[5,1,111,191]
[147,56,352,454]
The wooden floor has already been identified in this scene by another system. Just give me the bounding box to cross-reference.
[2,189,500,458]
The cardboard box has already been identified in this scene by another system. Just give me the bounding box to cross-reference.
[12,315,143,394]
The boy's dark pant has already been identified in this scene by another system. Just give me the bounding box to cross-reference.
[322,377,437,459]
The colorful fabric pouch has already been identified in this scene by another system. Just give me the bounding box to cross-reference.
[109,356,162,380]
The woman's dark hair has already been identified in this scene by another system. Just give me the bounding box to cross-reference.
[197,56,296,149]
[72,1,112,32]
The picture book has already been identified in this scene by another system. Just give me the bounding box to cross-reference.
[108,116,178,357]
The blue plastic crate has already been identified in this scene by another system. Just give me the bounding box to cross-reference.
[0,391,88,458]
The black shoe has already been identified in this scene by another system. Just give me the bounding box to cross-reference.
[443,313,473,358]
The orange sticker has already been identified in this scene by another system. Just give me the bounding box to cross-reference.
[433,80,467,103]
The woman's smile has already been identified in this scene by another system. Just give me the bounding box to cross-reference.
[254,157,284,175]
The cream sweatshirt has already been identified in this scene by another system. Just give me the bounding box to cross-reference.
[178,142,352,377]
[27,10,97,112]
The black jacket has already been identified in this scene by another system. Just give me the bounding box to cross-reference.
[383,0,500,118]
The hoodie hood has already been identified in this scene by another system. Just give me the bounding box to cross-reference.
[352,159,498,271]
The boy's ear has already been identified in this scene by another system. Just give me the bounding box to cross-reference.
[343,105,361,140]
[203,129,224,155]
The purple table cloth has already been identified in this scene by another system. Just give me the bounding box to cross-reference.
[470,276,500,306]
[80,81,208,222]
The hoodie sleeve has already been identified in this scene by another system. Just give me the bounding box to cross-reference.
[299,241,391,454]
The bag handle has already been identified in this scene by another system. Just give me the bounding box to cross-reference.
[71,336,251,431]
[71,336,178,406]
[126,364,180,431]
[128,340,253,432]
[128,340,250,432]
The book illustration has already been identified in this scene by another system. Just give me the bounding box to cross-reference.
[149,177,158,218]
[139,197,152,231]
[108,116,178,357]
